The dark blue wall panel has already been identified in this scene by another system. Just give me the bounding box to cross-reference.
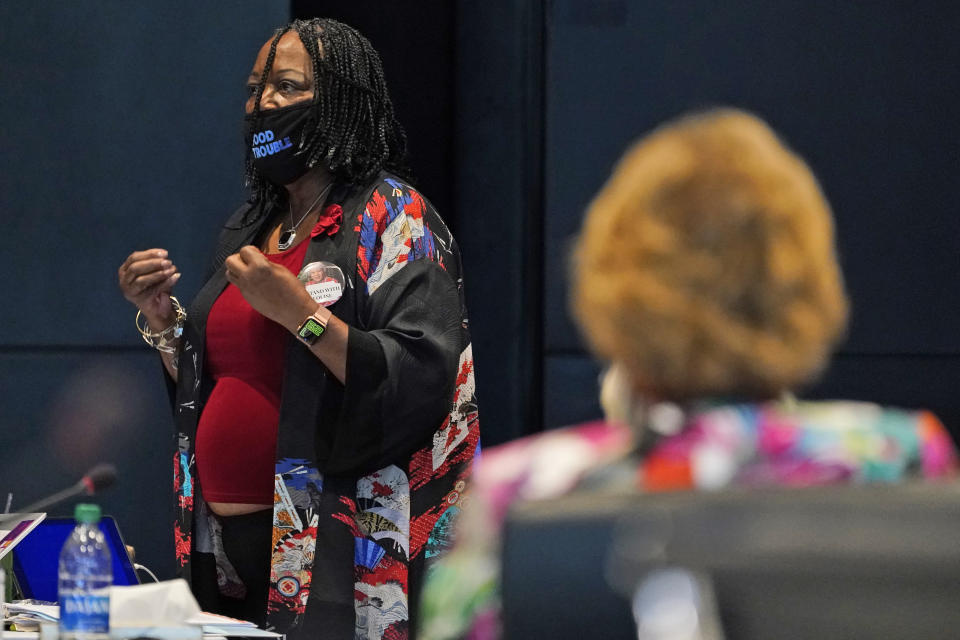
[0,352,174,578]
[541,0,960,431]
[544,0,960,354]
[0,1,287,346]
[1,2,288,579]
[453,1,546,443]
[543,355,602,430]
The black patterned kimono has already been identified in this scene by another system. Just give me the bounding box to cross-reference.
[169,173,480,639]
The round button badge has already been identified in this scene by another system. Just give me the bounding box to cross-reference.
[298,261,346,307]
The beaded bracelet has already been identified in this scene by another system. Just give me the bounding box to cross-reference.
[135,296,186,354]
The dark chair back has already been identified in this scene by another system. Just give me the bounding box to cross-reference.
[501,483,960,639]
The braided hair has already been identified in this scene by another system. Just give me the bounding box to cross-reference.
[244,18,410,210]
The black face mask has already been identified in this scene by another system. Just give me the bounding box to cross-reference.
[245,102,315,185]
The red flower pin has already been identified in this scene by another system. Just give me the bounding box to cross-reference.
[310,204,343,238]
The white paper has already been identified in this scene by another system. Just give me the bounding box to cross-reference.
[185,611,256,628]
[201,625,281,637]
[6,580,260,633]
[109,579,200,627]
[0,513,46,560]
[4,602,59,621]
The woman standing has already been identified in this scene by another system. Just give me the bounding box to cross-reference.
[118,19,479,640]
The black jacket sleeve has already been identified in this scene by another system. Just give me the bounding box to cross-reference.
[321,258,463,475]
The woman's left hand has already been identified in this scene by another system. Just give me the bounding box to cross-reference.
[224,246,316,331]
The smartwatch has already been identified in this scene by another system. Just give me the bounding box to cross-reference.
[296,310,329,345]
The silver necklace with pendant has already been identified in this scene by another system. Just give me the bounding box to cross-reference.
[277,182,333,251]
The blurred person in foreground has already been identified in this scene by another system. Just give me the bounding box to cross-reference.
[418,108,957,640]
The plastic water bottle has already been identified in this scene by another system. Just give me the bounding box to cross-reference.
[58,504,111,640]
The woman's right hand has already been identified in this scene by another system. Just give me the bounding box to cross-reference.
[118,248,181,328]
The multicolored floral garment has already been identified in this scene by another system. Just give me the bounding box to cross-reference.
[418,400,956,640]
[172,174,480,640]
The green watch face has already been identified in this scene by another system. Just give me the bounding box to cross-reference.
[297,317,326,343]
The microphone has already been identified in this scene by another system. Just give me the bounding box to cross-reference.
[0,463,118,526]
[78,463,118,495]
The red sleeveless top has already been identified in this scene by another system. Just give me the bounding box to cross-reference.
[196,241,309,504]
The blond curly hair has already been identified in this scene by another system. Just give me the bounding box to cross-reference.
[572,109,848,401]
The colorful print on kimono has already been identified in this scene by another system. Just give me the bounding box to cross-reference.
[408,345,481,563]
[356,578,409,640]
[432,346,477,474]
[175,434,193,511]
[357,179,439,293]
[424,481,465,560]
[268,459,323,621]
[173,434,194,568]
[356,465,411,560]
[332,465,412,640]
[409,346,480,494]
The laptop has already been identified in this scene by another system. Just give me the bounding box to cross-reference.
[11,516,140,602]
